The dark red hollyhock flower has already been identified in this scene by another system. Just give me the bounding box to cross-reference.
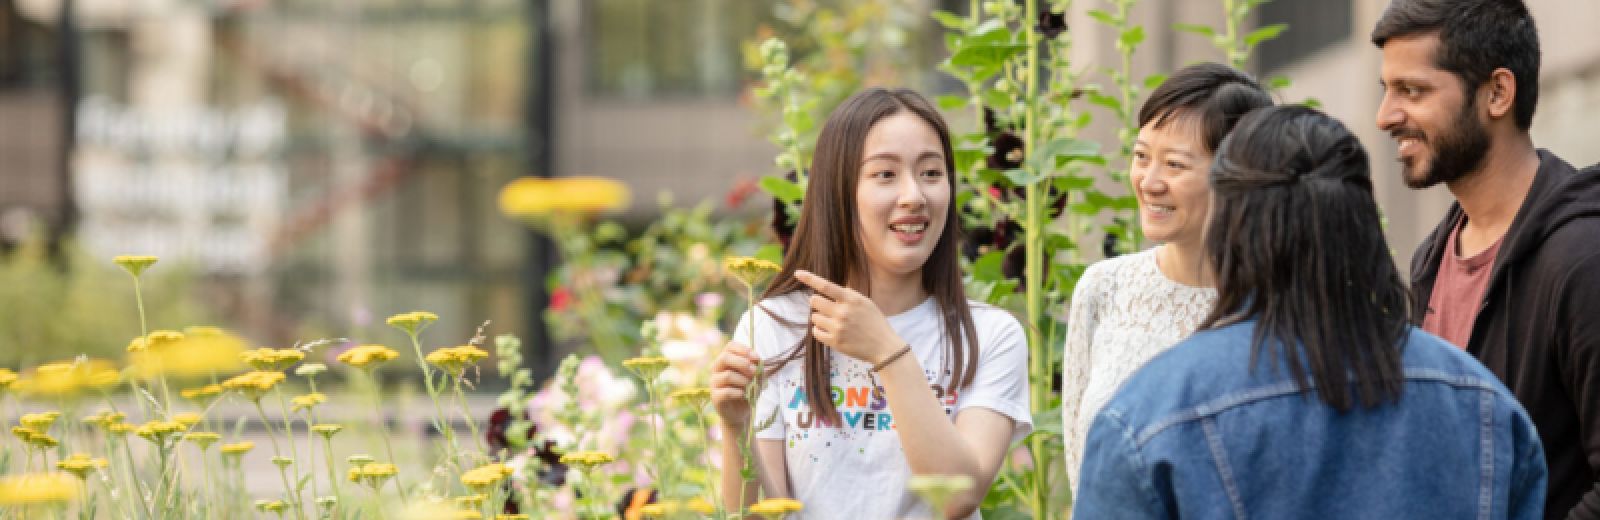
[988,132,1025,171]
[486,407,566,485]
[770,170,800,251]
[1037,9,1068,39]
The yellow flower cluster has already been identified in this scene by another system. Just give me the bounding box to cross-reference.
[183,431,220,450]
[20,411,61,431]
[455,494,486,508]
[241,348,305,371]
[337,344,400,368]
[112,254,159,277]
[255,499,289,513]
[425,345,489,377]
[460,463,515,491]
[126,330,186,353]
[386,311,439,335]
[622,356,671,382]
[128,329,247,378]
[497,176,631,221]
[172,412,202,429]
[669,387,712,408]
[638,497,716,517]
[558,450,615,469]
[12,360,120,397]
[12,426,58,449]
[0,472,77,505]
[55,454,109,479]
[180,384,223,401]
[0,368,15,391]
[290,392,327,412]
[221,370,286,401]
[134,420,186,444]
[220,441,254,456]
[724,256,782,289]
[348,462,399,488]
[748,498,804,518]
[83,411,127,430]
[312,424,343,438]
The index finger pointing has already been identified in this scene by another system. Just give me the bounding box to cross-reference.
[794,270,849,301]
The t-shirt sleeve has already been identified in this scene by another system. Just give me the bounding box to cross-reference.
[956,308,1033,444]
[732,306,789,441]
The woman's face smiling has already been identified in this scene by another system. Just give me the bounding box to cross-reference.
[855,111,950,280]
[1131,115,1214,247]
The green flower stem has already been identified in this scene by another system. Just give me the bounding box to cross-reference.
[1021,1,1055,518]
[361,369,408,504]
[693,408,721,517]
[404,331,460,468]
[322,437,341,499]
[451,377,487,460]
[274,387,307,516]
[254,400,306,520]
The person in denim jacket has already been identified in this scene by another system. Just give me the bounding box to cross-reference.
[1072,106,1547,519]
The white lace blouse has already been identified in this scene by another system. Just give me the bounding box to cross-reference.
[1061,247,1216,492]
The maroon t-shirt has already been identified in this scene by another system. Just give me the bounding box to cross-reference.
[1422,217,1503,349]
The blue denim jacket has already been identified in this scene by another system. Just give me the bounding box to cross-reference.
[1072,321,1546,519]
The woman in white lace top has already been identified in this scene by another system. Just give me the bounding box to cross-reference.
[1062,63,1273,491]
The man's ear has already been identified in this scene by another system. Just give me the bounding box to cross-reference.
[1484,68,1517,121]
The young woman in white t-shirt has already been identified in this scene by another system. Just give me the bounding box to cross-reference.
[709,88,1031,519]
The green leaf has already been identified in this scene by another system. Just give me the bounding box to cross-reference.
[1052,174,1096,191]
[1003,167,1041,186]
[936,94,969,111]
[1086,9,1117,27]
[1245,23,1289,48]
[1268,75,1292,90]
[1042,138,1101,163]
[759,175,805,205]
[955,145,988,172]
[950,42,1028,70]
[930,10,969,31]
[1086,90,1122,114]
[1031,406,1064,437]
[1144,73,1169,90]
[970,18,1012,42]
[1119,26,1147,49]
[982,89,1014,113]
[973,250,1007,281]
[1303,97,1323,109]
[975,168,1009,187]
[1174,23,1216,38]
[755,244,785,265]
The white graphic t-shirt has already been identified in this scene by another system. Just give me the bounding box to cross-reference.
[732,291,1031,520]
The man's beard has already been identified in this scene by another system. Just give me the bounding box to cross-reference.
[1401,98,1491,189]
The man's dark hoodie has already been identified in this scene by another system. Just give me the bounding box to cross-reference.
[1411,151,1600,519]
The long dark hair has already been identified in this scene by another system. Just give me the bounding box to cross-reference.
[1201,105,1413,412]
[760,88,979,423]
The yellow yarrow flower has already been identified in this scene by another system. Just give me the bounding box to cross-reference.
[460,463,515,491]
[135,420,184,444]
[112,255,158,277]
[557,451,615,469]
[290,392,327,412]
[455,494,487,508]
[497,176,631,221]
[107,423,134,436]
[184,431,221,450]
[0,472,78,505]
[425,345,489,377]
[0,368,18,391]
[255,499,289,513]
[20,411,61,431]
[312,424,343,439]
[348,462,398,488]
[129,329,247,378]
[221,371,286,401]
[172,412,202,429]
[724,256,782,289]
[385,311,439,336]
[669,387,712,409]
[241,348,305,372]
[220,441,255,456]
[11,426,38,444]
[180,384,224,401]
[686,497,715,514]
[15,360,119,397]
[83,411,127,429]
[622,356,671,382]
[748,498,804,518]
[337,345,400,368]
[55,454,109,479]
